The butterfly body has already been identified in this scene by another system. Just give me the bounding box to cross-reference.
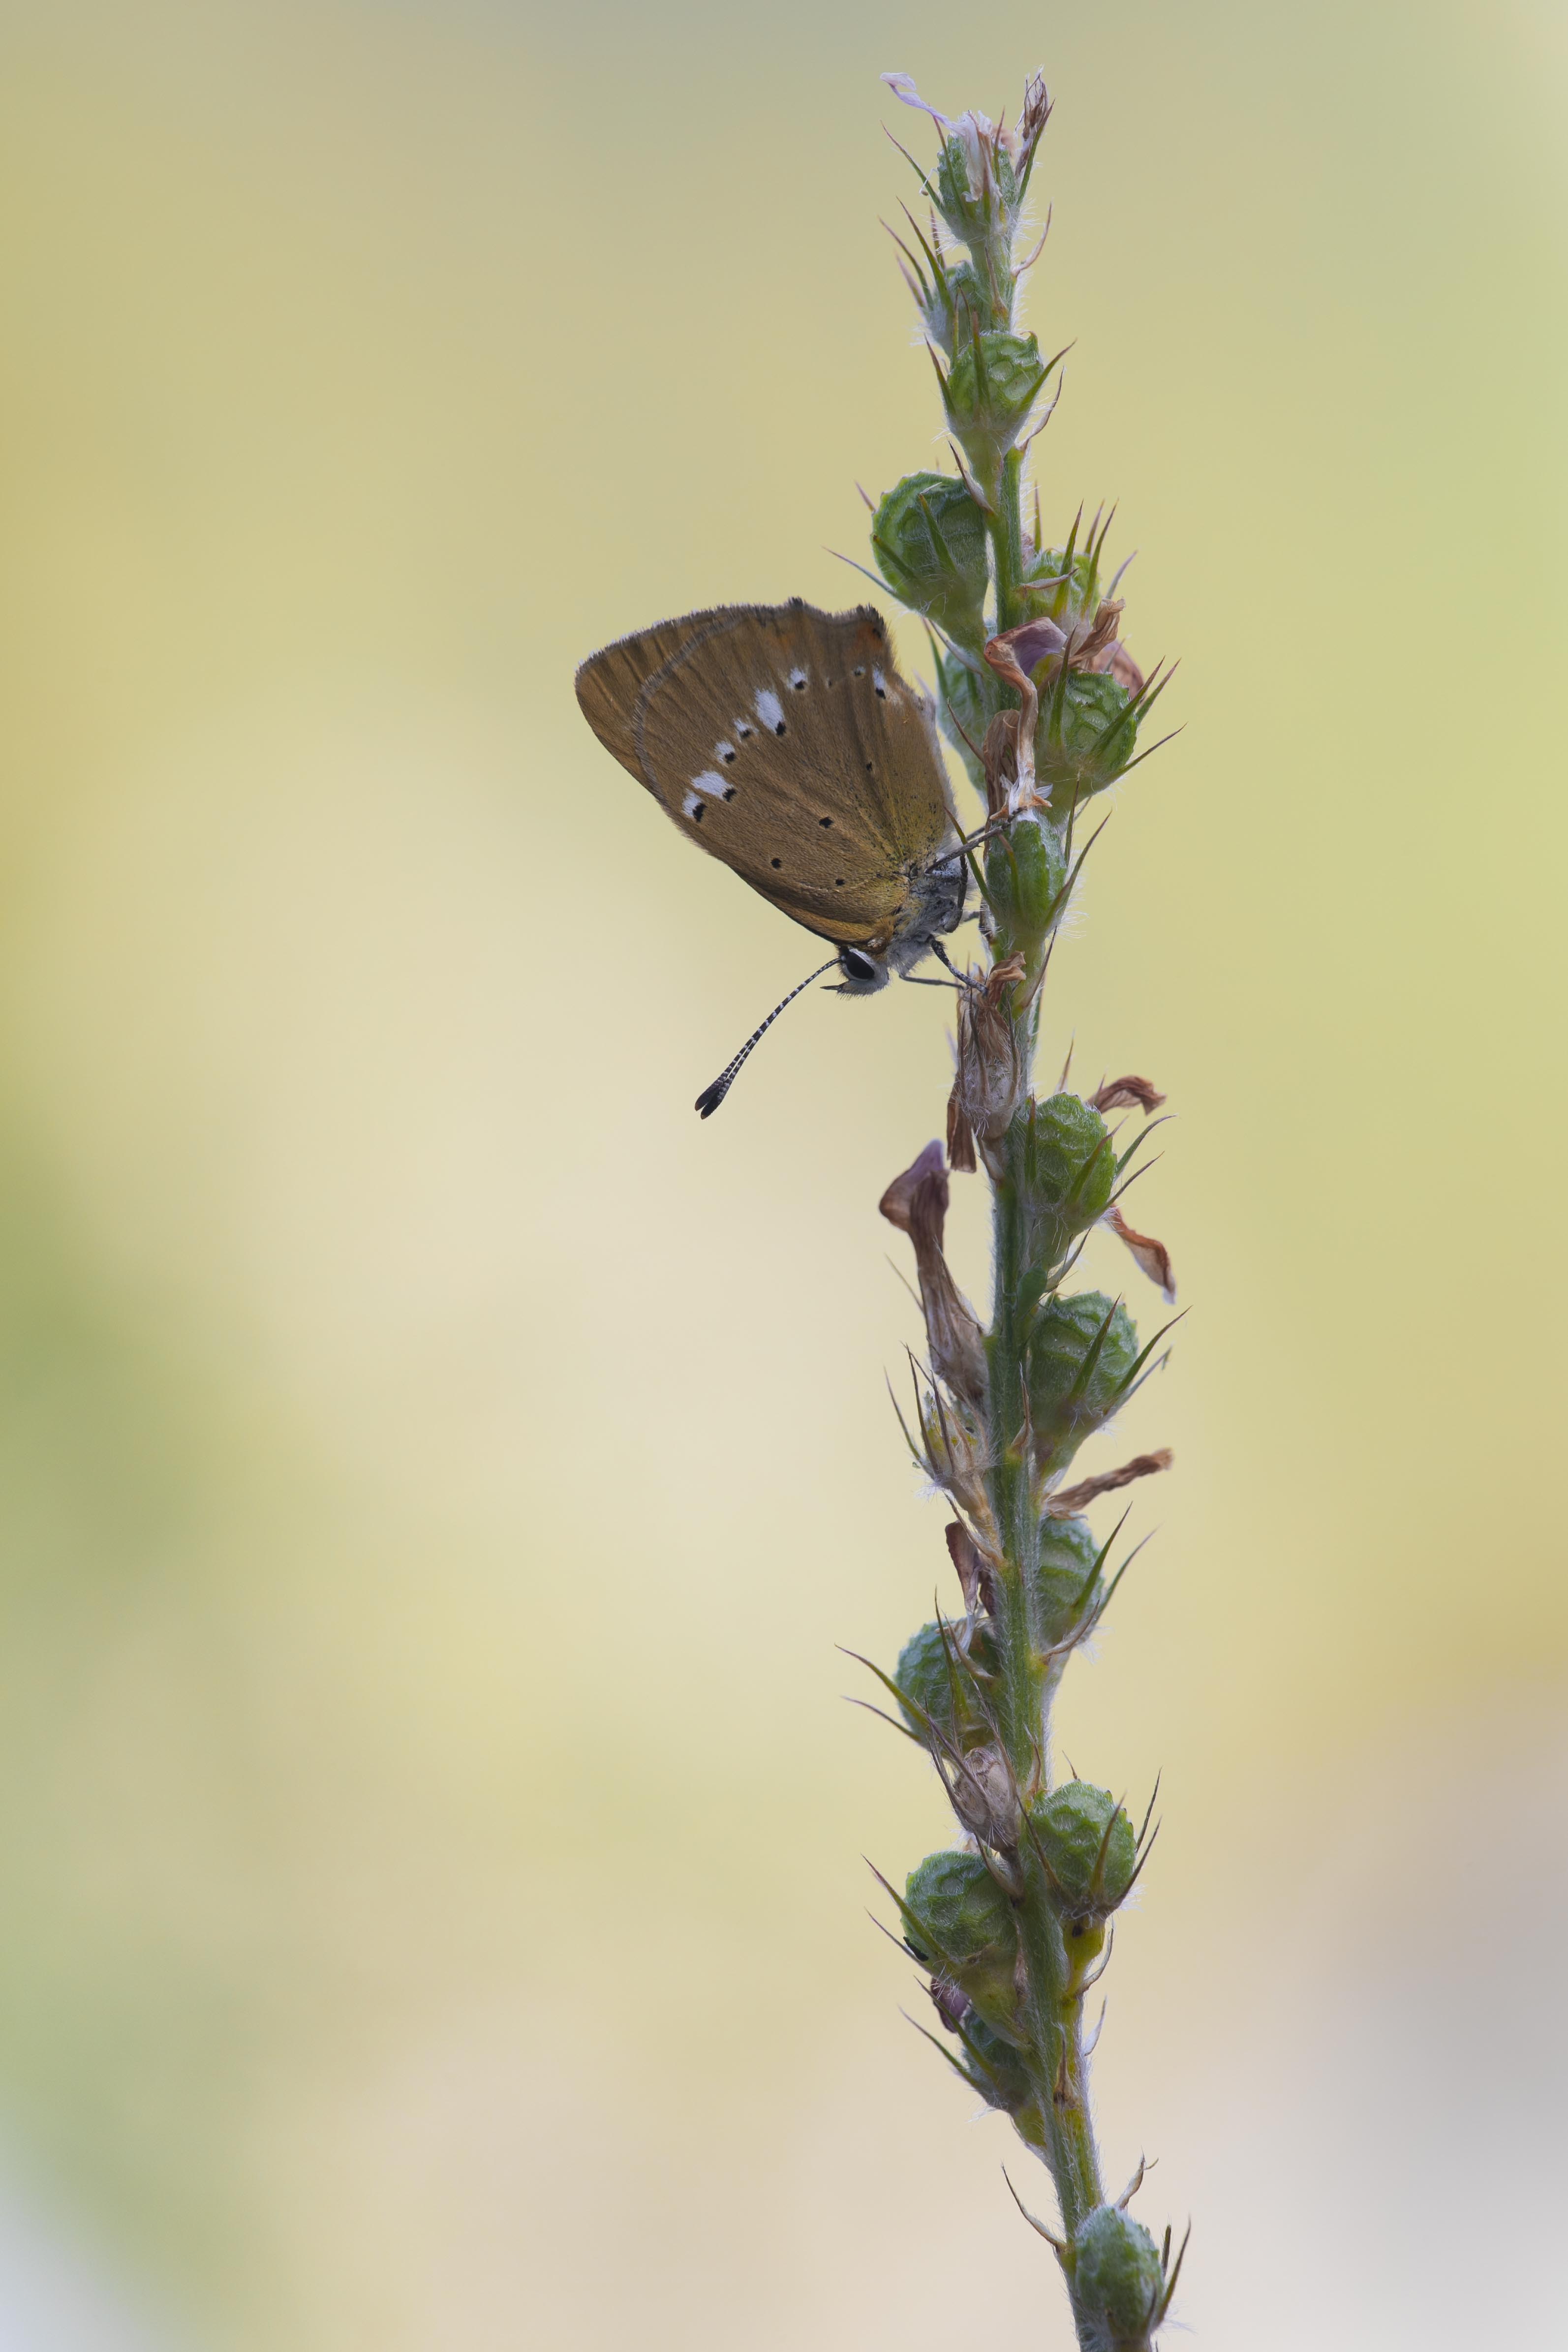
[575,599,966,992]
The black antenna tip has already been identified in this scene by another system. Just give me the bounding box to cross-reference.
[694,1079,727,1118]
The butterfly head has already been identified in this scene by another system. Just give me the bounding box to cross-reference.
[831,944,892,995]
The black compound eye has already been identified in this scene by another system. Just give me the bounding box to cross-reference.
[842,948,878,982]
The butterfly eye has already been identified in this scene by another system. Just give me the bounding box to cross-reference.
[840,947,879,984]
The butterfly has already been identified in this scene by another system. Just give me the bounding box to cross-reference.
[575,598,968,1113]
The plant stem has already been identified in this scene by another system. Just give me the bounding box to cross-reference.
[991,446,1028,633]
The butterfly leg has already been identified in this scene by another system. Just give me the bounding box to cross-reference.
[930,937,980,988]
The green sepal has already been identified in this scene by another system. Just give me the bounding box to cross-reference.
[933,131,1020,251]
[932,641,1003,787]
[1005,1094,1116,1279]
[872,471,989,645]
[1029,1781,1137,1919]
[944,328,1053,464]
[1030,1514,1103,1647]
[984,810,1067,961]
[1021,542,1105,631]
[958,2011,1034,2113]
[894,1619,998,1754]
[1069,2203,1165,2346]
[930,257,988,352]
[904,1849,1021,2039]
[1026,1290,1139,1469]
[1033,667,1137,816]
[1024,1091,1115,1222]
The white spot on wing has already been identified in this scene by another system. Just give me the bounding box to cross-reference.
[873,668,889,698]
[716,740,736,762]
[691,770,727,797]
[681,791,703,818]
[788,667,808,690]
[755,687,785,732]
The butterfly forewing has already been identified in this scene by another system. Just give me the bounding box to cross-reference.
[576,601,957,951]
[574,607,738,783]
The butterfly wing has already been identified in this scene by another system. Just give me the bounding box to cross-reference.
[574,608,736,783]
[575,602,958,950]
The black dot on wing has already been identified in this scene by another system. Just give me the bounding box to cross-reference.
[770,857,782,869]
[835,878,845,886]
[853,666,865,677]
[692,805,705,823]
[774,721,786,735]
[723,788,737,801]
[721,748,735,762]
[819,816,833,827]
[865,761,874,773]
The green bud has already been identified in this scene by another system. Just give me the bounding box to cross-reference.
[984,811,1066,957]
[1036,668,1141,820]
[932,133,1020,253]
[960,2012,1033,2114]
[1031,1514,1102,1646]
[904,1848,1020,2038]
[1030,1780,1137,1917]
[921,258,989,359]
[1017,1092,1116,1235]
[894,1619,997,1752]
[933,644,1002,789]
[944,329,1051,465]
[871,472,989,645]
[1021,543,1103,631]
[1026,1290,1139,1464]
[1070,2204,1165,2347]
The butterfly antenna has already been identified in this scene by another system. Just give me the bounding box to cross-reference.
[694,958,839,1118]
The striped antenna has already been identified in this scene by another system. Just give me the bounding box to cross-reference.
[695,958,839,1118]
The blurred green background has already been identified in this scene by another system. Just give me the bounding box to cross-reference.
[0,1,1563,2345]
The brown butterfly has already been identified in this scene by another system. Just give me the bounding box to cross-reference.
[575,598,968,1113]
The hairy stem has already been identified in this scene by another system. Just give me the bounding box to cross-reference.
[991,446,1028,634]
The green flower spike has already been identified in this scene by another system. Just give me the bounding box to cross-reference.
[859,68,1187,2347]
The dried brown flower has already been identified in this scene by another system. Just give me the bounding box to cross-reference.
[1106,1204,1176,1302]
[949,953,1029,1175]
[1089,1074,1166,1114]
[879,1142,988,1411]
[1045,1449,1174,1515]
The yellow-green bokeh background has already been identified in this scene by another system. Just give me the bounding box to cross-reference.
[0,2,1564,2344]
